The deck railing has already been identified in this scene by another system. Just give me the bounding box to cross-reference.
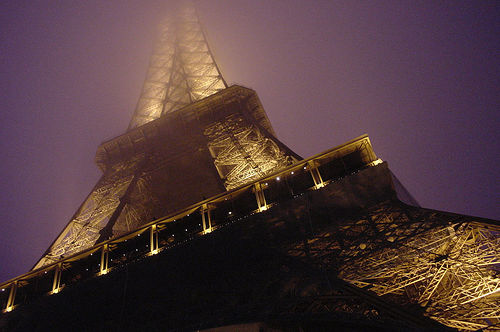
[0,135,379,313]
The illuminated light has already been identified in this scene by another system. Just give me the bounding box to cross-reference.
[5,306,14,312]
[44,271,47,274]
[315,182,325,190]
[138,234,141,237]
[369,158,383,166]
[276,177,280,181]
[98,269,109,276]
[123,254,125,256]
[387,236,395,242]
[291,171,294,175]
[265,183,268,186]
[150,249,159,255]
[303,166,307,170]
[259,205,268,212]
[185,229,188,231]
[359,243,367,250]
[228,211,232,215]
[50,287,63,295]
[135,249,138,251]
[1,289,4,292]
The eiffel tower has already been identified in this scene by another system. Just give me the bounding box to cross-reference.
[0,5,498,332]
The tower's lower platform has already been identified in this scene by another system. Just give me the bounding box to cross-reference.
[0,167,446,331]
[1,138,497,330]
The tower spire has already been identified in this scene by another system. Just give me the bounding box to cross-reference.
[128,5,227,130]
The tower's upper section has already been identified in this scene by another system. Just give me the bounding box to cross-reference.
[128,6,227,130]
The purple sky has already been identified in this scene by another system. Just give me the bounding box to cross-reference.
[1,1,498,283]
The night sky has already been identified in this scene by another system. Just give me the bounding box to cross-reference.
[1,1,498,283]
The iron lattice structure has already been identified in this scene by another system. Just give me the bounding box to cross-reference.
[4,4,495,331]
[128,6,226,129]
[205,114,293,190]
[35,156,145,264]
[34,84,298,270]
[285,199,500,331]
[342,220,500,331]
[33,5,297,270]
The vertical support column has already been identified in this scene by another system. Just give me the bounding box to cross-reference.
[100,244,109,275]
[51,263,63,294]
[150,224,159,254]
[201,204,212,233]
[364,137,378,162]
[254,182,268,211]
[4,281,17,312]
[308,161,324,189]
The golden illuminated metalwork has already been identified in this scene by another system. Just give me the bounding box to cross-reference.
[205,115,293,190]
[12,135,378,295]
[339,220,500,330]
[33,6,262,270]
[128,6,226,129]
[34,85,297,270]
[286,201,500,331]
[34,157,147,269]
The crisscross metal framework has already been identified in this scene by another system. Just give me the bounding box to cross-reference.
[34,86,298,270]
[128,6,227,129]
[286,201,500,331]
